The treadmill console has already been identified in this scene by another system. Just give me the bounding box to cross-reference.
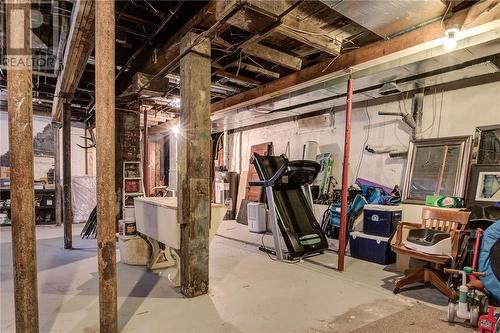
[279,163,318,185]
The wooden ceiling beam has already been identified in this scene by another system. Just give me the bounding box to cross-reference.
[148,119,179,136]
[229,61,280,79]
[213,69,261,86]
[138,1,217,76]
[275,16,342,55]
[220,0,341,56]
[51,0,95,122]
[241,42,302,70]
[210,4,492,115]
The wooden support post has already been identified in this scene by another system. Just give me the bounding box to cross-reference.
[143,106,150,196]
[338,76,353,272]
[95,0,117,331]
[178,32,212,298]
[85,128,94,176]
[6,0,39,331]
[53,123,62,227]
[62,102,73,249]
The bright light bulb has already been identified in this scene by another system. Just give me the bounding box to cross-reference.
[443,37,457,51]
[172,125,180,136]
[443,28,459,52]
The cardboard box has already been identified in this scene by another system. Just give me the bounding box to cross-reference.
[0,167,10,179]
[118,220,137,236]
[425,195,464,208]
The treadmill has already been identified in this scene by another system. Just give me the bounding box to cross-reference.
[249,153,329,260]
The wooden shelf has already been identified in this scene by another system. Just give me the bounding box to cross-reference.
[1,188,56,225]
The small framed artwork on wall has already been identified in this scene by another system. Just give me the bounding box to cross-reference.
[466,164,500,207]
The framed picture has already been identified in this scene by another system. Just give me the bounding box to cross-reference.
[475,172,500,202]
[472,124,500,165]
[466,165,500,207]
[402,136,472,204]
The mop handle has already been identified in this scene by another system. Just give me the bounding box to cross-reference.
[444,268,486,276]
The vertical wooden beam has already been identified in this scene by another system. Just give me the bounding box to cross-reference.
[84,128,95,176]
[62,102,73,249]
[338,76,353,272]
[53,123,62,227]
[143,107,150,196]
[178,32,212,298]
[6,0,39,331]
[95,0,117,331]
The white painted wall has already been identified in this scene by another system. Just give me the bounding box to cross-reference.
[229,81,500,190]
[58,124,89,178]
[168,133,178,191]
[0,113,91,180]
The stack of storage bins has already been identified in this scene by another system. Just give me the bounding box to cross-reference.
[349,205,402,265]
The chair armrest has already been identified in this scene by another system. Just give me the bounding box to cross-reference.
[395,222,420,246]
[399,222,420,228]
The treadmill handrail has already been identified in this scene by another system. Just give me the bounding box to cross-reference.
[248,159,320,187]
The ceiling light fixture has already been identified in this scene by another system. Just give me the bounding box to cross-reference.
[443,27,460,52]
[171,124,180,138]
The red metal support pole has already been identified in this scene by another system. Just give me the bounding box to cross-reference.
[143,107,150,196]
[338,76,353,272]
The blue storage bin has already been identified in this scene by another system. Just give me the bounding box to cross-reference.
[349,231,396,265]
[363,204,402,237]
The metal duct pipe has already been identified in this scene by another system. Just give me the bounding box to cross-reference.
[365,144,408,157]
[378,110,417,129]
[412,90,424,139]
[378,111,403,116]
[389,151,408,158]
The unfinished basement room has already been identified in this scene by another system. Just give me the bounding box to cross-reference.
[1,0,500,332]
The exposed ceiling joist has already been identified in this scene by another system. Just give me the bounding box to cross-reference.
[210,2,500,115]
[230,62,280,79]
[462,0,500,29]
[275,15,342,55]
[138,1,217,76]
[51,0,95,122]
[219,0,342,56]
[148,119,179,137]
[213,70,261,86]
[241,42,302,70]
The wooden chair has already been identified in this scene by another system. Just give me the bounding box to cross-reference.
[392,207,471,300]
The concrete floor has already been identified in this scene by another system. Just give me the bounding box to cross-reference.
[0,221,471,333]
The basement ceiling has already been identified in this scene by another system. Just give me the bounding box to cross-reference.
[320,0,448,38]
[211,33,500,132]
[2,0,496,133]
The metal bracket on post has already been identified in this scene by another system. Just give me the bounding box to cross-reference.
[266,186,283,261]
